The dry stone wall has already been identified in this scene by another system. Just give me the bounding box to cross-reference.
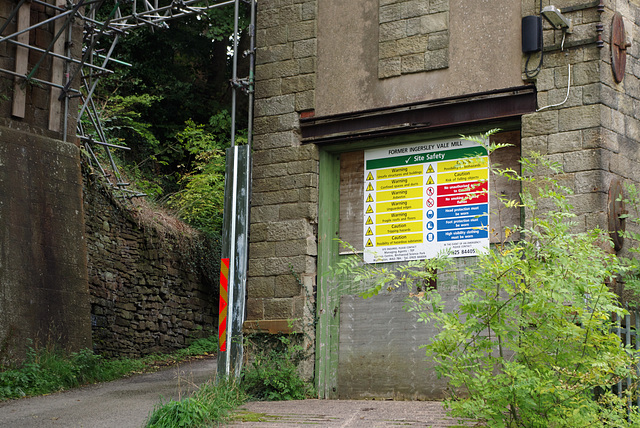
[83,171,219,358]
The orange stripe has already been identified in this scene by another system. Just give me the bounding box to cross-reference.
[219,258,230,352]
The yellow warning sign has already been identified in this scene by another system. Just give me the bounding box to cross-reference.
[376,210,421,224]
[366,194,374,203]
[376,221,422,236]
[439,168,488,184]
[376,187,422,202]
[426,164,435,173]
[438,157,487,173]
[377,198,422,212]
[366,239,373,247]
[426,176,434,185]
[365,216,373,225]
[377,176,421,191]
[376,233,423,246]
[376,165,422,180]
[366,205,374,214]
[366,183,374,191]
[366,227,373,236]
[367,172,374,181]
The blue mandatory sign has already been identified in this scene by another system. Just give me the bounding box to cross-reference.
[427,232,435,242]
[426,210,435,219]
[427,221,434,230]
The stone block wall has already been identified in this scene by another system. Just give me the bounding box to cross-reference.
[249,0,318,375]
[0,125,91,364]
[378,0,449,78]
[520,1,613,234]
[83,171,219,358]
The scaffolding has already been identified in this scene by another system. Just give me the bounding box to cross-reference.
[0,0,255,197]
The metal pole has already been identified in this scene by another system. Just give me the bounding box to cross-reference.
[224,145,240,376]
[230,0,239,147]
[247,0,256,149]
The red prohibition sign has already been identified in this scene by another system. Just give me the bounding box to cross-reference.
[426,198,435,207]
[426,187,434,196]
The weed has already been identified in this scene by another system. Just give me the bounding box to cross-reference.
[145,378,246,427]
[0,335,218,401]
[242,336,312,401]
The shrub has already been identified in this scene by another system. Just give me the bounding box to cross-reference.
[335,135,640,427]
[242,336,311,401]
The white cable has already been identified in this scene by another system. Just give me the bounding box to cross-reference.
[536,63,571,112]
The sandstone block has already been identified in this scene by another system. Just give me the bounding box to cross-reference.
[293,39,316,59]
[558,104,599,132]
[564,148,610,173]
[282,74,315,94]
[379,58,402,78]
[246,298,265,320]
[254,94,295,117]
[275,274,302,298]
[548,131,582,154]
[424,48,448,71]
[288,20,316,41]
[522,110,559,137]
[255,78,282,99]
[248,276,275,298]
[296,90,316,111]
[263,298,295,319]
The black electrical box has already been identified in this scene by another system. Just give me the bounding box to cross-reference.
[522,15,542,53]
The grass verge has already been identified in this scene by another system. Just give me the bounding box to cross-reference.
[0,336,218,401]
[145,378,246,427]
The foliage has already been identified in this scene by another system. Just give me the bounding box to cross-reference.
[84,4,252,233]
[333,131,640,427]
[165,114,244,233]
[0,336,219,401]
[0,343,145,400]
[242,336,312,401]
[145,378,246,428]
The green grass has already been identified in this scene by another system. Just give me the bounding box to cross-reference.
[144,336,314,427]
[145,378,247,428]
[0,336,218,401]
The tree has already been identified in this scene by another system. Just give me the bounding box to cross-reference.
[89,3,250,232]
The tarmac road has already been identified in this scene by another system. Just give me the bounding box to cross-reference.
[0,357,217,428]
[0,357,467,427]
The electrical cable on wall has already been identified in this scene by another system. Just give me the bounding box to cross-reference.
[524,50,544,78]
[536,63,572,112]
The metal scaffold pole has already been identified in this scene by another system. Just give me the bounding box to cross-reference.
[218,0,255,380]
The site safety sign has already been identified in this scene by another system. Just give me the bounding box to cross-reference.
[363,138,490,263]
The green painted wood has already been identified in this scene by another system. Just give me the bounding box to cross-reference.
[316,149,341,398]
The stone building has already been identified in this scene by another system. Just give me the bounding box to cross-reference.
[248,0,640,399]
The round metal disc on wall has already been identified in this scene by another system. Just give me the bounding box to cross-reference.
[611,12,628,84]
[608,179,626,252]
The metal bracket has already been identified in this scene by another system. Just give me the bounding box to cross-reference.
[230,77,254,94]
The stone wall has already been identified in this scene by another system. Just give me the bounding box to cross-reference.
[83,171,219,358]
[248,0,318,376]
[0,125,91,364]
[378,0,449,78]
[520,0,640,245]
